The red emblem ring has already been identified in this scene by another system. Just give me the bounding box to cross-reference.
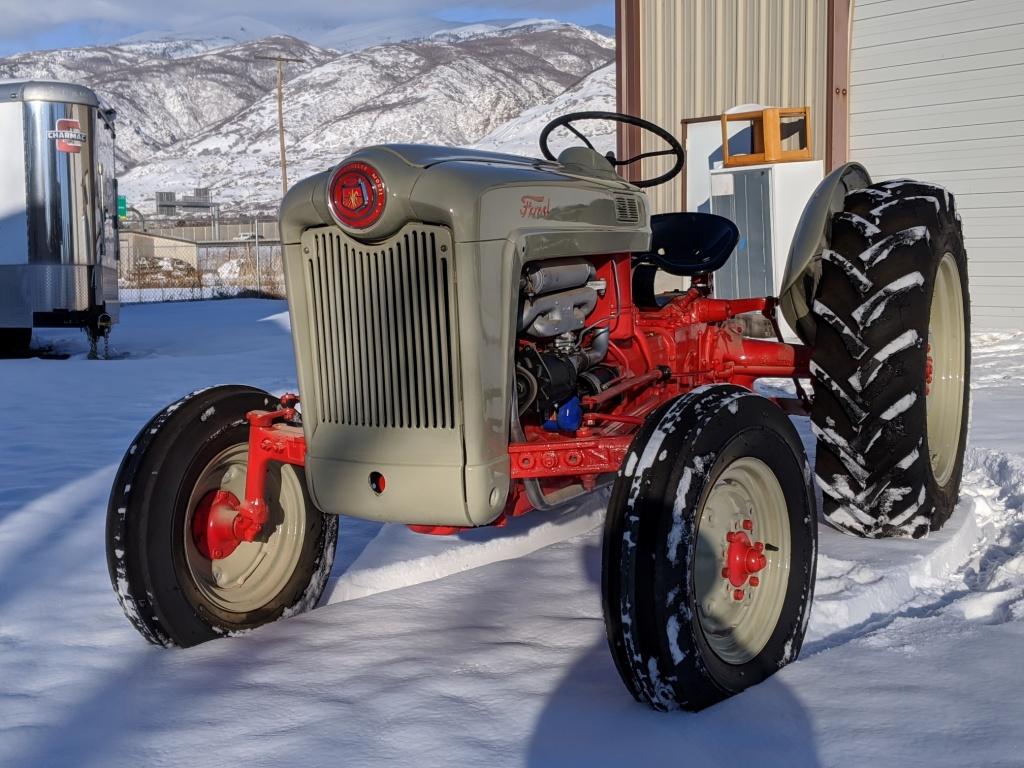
[328,161,387,230]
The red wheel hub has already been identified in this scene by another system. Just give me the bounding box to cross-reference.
[191,489,244,560]
[925,343,934,395]
[722,521,767,590]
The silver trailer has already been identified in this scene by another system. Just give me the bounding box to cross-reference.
[0,80,119,355]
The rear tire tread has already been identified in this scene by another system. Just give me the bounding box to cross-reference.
[811,180,969,538]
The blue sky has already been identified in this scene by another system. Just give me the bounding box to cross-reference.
[0,1,614,57]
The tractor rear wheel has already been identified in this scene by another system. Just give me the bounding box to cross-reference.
[811,180,970,538]
[602,385,817,711]
[106,385,338,647]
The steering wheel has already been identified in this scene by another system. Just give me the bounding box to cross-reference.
[539,110,685,189]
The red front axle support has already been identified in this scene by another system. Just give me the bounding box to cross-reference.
[192,395,306,561]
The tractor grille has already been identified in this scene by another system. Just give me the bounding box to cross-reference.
[303,226,458,430]
[614,195,641,224]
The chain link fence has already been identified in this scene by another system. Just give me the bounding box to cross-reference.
[119,231,285,303]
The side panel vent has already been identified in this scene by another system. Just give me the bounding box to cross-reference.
[303,227,458,430]
[614,195,641,224]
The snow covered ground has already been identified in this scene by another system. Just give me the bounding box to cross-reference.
[2,300,1023,767]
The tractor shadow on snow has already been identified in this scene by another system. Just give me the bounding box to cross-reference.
[525,536,824,767]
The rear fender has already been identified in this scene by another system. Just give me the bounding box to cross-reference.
[779,162,871,345]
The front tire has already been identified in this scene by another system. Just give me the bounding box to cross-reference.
[810,180,970,538]
[602,385,817,711]
[106,385,338,647]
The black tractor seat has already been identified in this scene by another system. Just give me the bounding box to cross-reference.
[632,212,739,308]
[637,212,739,276]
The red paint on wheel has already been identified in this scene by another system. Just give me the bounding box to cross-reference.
[191,489,243,560]
[723,529,768,589]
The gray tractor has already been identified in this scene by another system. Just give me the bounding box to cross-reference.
[107,112,969,711]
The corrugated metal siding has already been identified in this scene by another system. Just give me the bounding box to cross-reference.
[636,0,827,214]
[849,0,1024,328]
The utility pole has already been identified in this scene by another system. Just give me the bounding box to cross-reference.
[256,54,303,196]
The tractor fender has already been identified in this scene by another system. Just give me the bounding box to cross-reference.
[779,162,872,345]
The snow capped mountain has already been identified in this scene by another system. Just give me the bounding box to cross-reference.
[473,63,616,158]
[0,35,336,169]
[119,23,613,213]
[0,22,614,214]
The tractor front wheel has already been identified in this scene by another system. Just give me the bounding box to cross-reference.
[602,385,817,711]
[106,385,338,647]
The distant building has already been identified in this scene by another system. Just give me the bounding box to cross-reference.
[155,187,218,216]
[119,231,200,275]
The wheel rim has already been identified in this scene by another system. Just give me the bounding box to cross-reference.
[184,444,306,614]
[926,252,966,487]
[693,457,791,665]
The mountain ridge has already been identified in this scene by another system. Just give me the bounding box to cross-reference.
[0,22,616,214]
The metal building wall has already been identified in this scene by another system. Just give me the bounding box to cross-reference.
[633,0,827,214]
[848,0,1024,329]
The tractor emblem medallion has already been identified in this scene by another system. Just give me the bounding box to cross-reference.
[342,185,365,211]
[329,161,387,229]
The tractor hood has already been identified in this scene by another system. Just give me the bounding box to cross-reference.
[280,144,649,247]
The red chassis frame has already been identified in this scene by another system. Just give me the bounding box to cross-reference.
[196,254,812,553]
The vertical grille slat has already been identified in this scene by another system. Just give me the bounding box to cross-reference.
[423,234,440,429]
[303,226,457,430]
[371,253,388,427]
[432,244,452,428]
[339,242,356,425]
[305,250,327,425]
[418,235,432,428]
[316,236,335,423]
[352,248,369,426]
[405,234,423,428]
[326,235,343,424]
[375,250,395,428]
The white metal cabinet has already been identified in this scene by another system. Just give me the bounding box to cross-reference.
[709,160,823,336]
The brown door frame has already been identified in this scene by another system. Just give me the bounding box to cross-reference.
[618,1,852,177]
[826,0,854,171]
[679,115,724,211]
[616,0,642,183]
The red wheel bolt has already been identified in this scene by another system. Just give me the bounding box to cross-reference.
[726,531,738,543]
[749,576,760,587]
[742,519,754,531]
[722,568,729,579]
[733,589,745,601]
[747,551,767,572]
[754,542,764,552]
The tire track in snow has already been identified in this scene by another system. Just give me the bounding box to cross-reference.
[803,447,1024,654]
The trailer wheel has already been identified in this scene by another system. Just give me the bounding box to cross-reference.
[811,180,970,538]
[602,385,817,711]
[106,385,338,647]
[0,328,31,356]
